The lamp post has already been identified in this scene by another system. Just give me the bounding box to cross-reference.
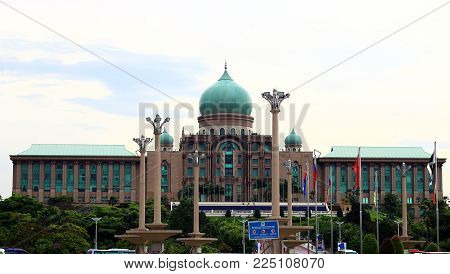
[146,114,170,226]
[261,89,289,218]
[396,163,411,237]
[336,221,344,243]
[133,135,152,230]
[91,217,102,250]
[281,159,294,226]
[187,149,205,236]
[394,220,402,236]
[240,220,247,254]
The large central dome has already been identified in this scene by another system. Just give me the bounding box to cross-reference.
[199,67,252,116]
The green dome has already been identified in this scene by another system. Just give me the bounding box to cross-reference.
[199,68,252,116]
[285,129,302,146]
[160,129,173,146]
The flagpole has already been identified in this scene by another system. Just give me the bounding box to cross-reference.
[330,172,334,254]
[375,170,379,252]
[434,141,440,251]
[314,155,318,254]
[307,160,310,254]
[359,147,363,254]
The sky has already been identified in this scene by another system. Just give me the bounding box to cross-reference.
[0,0,449,199]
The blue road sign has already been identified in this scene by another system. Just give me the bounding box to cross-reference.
[248,220,279,240]
[338,242,347,251]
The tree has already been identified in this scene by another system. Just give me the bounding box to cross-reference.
[34,223,90,254]
[253,209,261,219]
[108,196,118,206]
[424,242,438,252]
[47,196,74,210]
[391,235,404,254]
[168,199,207,236]
[379,238,394,254]
[384,193,401,218]
[225,210,232,218]
[336,207,344,218]
[362,234,378,254]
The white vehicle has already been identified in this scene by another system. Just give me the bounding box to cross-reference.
[338,249,358,254]
[0,248,5,254]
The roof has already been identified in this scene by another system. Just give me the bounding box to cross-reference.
[323,146,431,159]
[17,144,135,157]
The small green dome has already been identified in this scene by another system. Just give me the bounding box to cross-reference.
[160,129,173,146]
[285,129,302,146]
[199,67,252,116]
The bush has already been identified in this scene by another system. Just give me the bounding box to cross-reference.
[379,238,394,254]
[391,235,404,254]
[253,209,261,219]
[424,242,438,252]
[362,234,378,254]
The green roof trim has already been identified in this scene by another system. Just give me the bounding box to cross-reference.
[323,146,431,159]
[17,144,135,157]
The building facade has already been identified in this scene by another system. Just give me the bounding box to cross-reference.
[10,67,446,218]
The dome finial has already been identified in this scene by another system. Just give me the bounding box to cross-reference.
[224,60,227,70]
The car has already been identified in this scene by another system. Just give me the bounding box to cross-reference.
[338,249,358,254]
[4,248,28,254]
[0,248,5,254]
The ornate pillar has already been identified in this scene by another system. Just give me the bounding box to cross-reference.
[133,135,152,230]
[397,163,411,237]
[262,89,289,218]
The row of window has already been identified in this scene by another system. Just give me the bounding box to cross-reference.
[19,162,132,193]
[329,164,434,194]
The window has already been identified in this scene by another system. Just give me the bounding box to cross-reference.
[44,163,51,192]
[78,163,86,192]
[340,165,347,193]
[225,184,233,202]
[406,168,413,194]
[230,128,236,135]
[200,158,205,165]
[113,163,120,192]
[237,155,242,164]
[161,162,168,193]
[264,158,271,165]
[330,165,336,196]
[362,165,369,193]
[67,163,74,192]
[56,163,63,193]
[407,197,413,204]
[187,142,194,151]
[200,167,206,177]
[396,168,402,194]
[293,163,299,193]
[241,129,245,135]
[362,197,369,204]
[101,196,109,203]
[264,168,271,177]
[21,162,28,192]
[90,196,97,203]
[252,143,260,152]
[187,167,193,177]
[124,196,131,203]
[101,163,109,192]
[237,168,242,177]
[124,163,131,193]
[417,166,424,194]
[210,128,215,135]
[90,164,97,192]
[384,165,392,193]
[237,184,242,202]
[252,158,258,165]
[78,196,84,203]
[252,168,258,178]
[199,143,206,151]
[216,168,221,177]
[220,128,225,135]
[32,162,40,192]
[216,155,221,164]
[351,167,355,189]
[225,152,233,177]
[264,143,271,153]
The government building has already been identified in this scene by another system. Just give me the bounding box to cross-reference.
[9,66,446,218]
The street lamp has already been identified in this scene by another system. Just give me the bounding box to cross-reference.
[91,217,102,250]
[239,220,247,254]
[336,221,344,243]
[394,220,402,236]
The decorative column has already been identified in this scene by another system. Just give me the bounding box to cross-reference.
[146,114,170,226]
[262,89,289,218]
[396,163,411,237]
[133,135,152,230]
[282,160,293,226]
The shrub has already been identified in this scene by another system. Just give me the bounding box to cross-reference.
[424,242,438,252]
[362,234,378,254]
[379,238,394,254]
[391,235,404,254]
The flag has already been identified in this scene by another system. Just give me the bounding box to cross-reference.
[326,176,331,204]
[302,172,307,198]
[312,160,318,190]
[428,145,437,204]
[353,148,361,190]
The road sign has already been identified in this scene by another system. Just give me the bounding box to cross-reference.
[337,242,347,251]
[317,234,324,251]
[248,220,279,240]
